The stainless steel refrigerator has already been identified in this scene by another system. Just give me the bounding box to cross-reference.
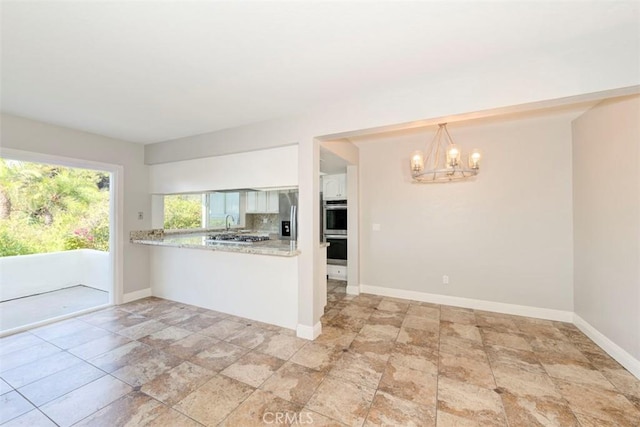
[278,190,298,241]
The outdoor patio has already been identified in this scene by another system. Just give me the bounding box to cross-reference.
[0,285,109,333]
[0,249,111,334]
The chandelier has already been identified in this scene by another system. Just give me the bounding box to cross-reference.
[410,123,481,183]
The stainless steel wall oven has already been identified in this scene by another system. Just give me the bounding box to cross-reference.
[325,234,347,266]
[323,200,347,235]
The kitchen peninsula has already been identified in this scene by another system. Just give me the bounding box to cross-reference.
[131,229,300,257]
[132,227,301,330]
[141,147,326,338]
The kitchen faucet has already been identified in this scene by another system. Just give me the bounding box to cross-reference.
[225,214,235,231]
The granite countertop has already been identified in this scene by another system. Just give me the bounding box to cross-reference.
[130,229,300,257]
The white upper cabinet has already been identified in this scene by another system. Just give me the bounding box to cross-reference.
[323,174,347,200]
[267,190,279,213]
[246,190,279,213]
[246,191,261,213]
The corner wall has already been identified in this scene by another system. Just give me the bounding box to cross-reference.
[354,112,575,314]
[0,113,150,295]
[572,95,640,367]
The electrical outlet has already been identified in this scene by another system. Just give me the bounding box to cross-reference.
[138,212,143,220]
[442,275,449,285]
[372,223,381,231]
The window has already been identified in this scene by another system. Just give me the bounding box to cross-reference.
[163,192,241,230]
[206,192,240,228]
[163,194,202,230]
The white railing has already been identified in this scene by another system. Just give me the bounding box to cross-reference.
[0,249,110,301]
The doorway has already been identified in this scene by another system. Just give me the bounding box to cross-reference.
[0,152,120,334]
[320,145,360,314]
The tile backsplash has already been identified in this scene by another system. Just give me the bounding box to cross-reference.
[246,214,279,233]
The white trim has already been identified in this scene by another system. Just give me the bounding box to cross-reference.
[359,284,574,322]
[346,285,360,295]
[0,148,118,173]
[122,288,152,304]
[573,314,640,379]
[111,165,124,305]
[0,303,111,338]
[297,321,322,340]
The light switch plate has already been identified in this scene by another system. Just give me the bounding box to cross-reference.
[372,223,381,231]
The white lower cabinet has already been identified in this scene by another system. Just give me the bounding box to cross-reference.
[327,264,347,280]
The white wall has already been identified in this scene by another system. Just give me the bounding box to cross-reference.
[0,250,110,300]
[353,112,575,312]
[347,164,360,293]
[0,113,150,294]
[572,95,640,362]
[297,136,322,338]
[150,246,299,329]
[316,246,328,316]
[81,249,111,292]
[149,145,298,194]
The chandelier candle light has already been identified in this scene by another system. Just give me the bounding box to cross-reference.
[410,123,481,183]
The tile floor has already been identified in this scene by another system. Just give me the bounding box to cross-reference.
[0,285,109,333]
[1,280,639,426]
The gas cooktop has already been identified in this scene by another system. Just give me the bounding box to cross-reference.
[206,233,270,244]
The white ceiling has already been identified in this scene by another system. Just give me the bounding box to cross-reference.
[1,1,638,144]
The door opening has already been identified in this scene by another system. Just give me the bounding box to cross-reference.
[0,153,119,334]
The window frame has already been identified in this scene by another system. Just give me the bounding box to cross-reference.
[203,192,242,229]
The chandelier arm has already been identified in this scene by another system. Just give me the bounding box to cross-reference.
[442,124,456,146]
[433,126,443,171]
[424,124,438,168]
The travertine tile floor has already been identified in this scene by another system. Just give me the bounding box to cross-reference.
[1,279,639,426]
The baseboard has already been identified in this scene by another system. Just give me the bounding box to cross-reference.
[359,284,574,322]
[297,321,322,340]
[346,285,360,295]
[122,288,152,303]
[573,314,640,379]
